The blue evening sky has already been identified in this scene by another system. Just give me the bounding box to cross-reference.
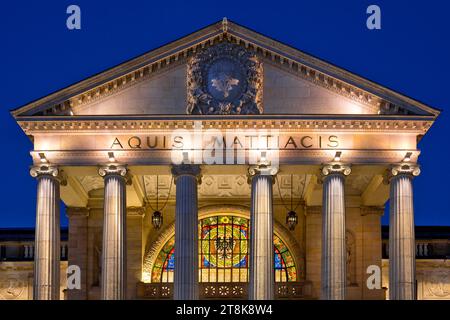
[0,1,449,227]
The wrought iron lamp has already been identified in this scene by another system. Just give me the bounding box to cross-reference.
[286,210,298,231]
[151,210,163,230]
[277,174,305,231]
[143,175,173,230]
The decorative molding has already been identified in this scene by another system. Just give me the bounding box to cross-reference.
[171,164,202,182]
[186,42,263,115]
[142,174,309,199]
[18,117,434,135]
[0,277,26,300]
[384,162,420,184]
[321,162,351,177]
[98,164,128,178]
[390,162,421,178]
[248,158,279,179]
[29,164,67,185]
[420,268,450,299]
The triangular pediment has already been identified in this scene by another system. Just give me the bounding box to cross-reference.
[11,19,440,119]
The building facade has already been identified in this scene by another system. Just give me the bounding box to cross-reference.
[8,19,447,300]
[0,227,449,300]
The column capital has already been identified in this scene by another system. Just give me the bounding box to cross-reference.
[98,164,128,177]
[171,164,202,182]
[248,159,279,178]
[321,162,351,177]
[30,164,67,185]
[386,162,420,181]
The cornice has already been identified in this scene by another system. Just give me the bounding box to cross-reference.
[16,116,433,134]
[10,19,440,120]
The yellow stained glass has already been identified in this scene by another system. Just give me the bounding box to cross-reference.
[151,215,297,283]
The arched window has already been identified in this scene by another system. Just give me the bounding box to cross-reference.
[151,215,297,283]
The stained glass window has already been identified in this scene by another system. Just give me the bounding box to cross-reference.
[151,215,297,283]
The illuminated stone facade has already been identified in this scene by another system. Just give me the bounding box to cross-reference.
[6,19,447,300]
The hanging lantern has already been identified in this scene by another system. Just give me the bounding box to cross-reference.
[286,210,298,230]
[152,211,163,229]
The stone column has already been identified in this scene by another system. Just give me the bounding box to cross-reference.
[66,207,90,300]
[320,162,351,300]
[98,164,128,300]
[171,164,201,300]
[248,161,278,300]
[388,162,420,300]
[30,164,65,300]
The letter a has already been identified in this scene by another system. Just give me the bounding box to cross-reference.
[67,265,81,290]
[366,5,381,30]
[366,265,381,290]
[66,5,81,30]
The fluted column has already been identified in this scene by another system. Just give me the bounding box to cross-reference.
[30,164,65,300]
[320,162,351,300]
[98,164,128,300]
[172,164,201,300]
[388,162,420,300]
[248,161,278,300]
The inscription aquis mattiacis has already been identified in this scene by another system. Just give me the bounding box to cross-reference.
[108,134,340,150]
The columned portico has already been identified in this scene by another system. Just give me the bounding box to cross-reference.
[171,164,201,300]
[320,162,351,300]
[388,162,420,300]
[30,164,65,300]
[248,161,278,300]
[98,164,128,300]
[13,20,440,301]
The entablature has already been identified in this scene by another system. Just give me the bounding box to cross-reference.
[17,114,434,135]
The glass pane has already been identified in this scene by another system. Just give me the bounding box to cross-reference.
[151,214,298,283]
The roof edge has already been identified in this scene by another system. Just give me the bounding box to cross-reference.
[10,18,441,119]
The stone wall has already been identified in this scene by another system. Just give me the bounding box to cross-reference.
[0,261,67,300]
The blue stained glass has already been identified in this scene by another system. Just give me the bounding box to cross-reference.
[274,252,282,269]
[234,256,247,267]
[165,249,175,270]
[152,215,298,282]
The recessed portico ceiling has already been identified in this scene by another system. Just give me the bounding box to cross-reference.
[10,18,440,119]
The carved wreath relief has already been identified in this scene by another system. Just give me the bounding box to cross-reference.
[187,43,263,115]
[0,277,24,300]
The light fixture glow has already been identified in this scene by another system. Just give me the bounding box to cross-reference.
[152,211,163,229]
[260,150,267,162]
[286,210,298,230]
[334,151,342,162]
[182,151,190,164]
[404,152,412,162]
[38,153,47,163]
[108,152,115,162]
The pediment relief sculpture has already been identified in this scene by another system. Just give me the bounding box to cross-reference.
[187,42,263,115]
